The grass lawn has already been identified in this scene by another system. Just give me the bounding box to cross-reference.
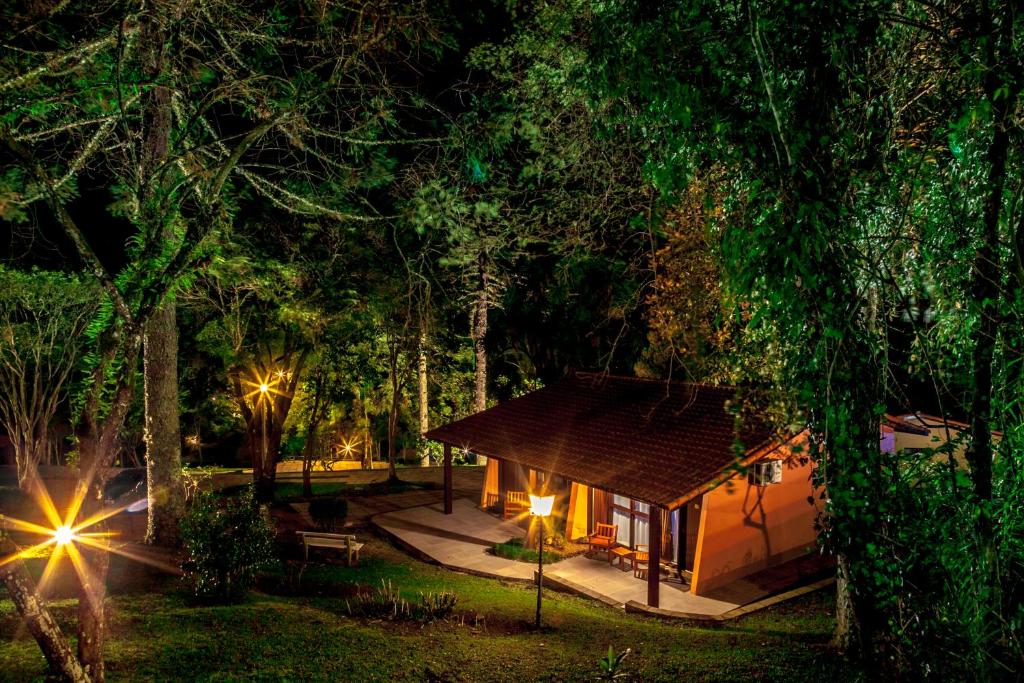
[0,534,861,682]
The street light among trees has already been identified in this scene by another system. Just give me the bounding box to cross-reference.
[529,493,555,630]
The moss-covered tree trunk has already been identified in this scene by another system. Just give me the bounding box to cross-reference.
[143,301,184,546]
[138,2,183,548]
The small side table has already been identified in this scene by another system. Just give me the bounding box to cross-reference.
[609,546,632,570]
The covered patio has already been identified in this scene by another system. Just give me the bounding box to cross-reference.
[372,499,742,617]
[373,498,830,618]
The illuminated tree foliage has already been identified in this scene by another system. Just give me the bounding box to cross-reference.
[1,0,450,679]
[558,0,1023,676]
[2,1,1021,680]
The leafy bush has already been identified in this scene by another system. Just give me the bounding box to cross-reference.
[347,579,411,620]
[346,580,458,623]
[418,590,459,622]
[308,496,348,532]
[180,486,277,603]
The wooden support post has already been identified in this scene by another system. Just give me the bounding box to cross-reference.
[648,505,662,608]
[443,443,453,514]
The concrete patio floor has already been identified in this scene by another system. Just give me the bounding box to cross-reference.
[372,498,745,617]
[373,498,535,580]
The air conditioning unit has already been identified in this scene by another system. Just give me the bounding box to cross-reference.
[748,460,783,486]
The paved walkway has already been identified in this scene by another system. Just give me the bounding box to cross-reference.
[372,500,743,616]
[373,499,535,580]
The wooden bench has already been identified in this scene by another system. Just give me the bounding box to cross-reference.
[504,490,529,519]
[296,531,363,566]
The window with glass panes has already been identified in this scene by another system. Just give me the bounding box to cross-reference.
[610,495,651,549]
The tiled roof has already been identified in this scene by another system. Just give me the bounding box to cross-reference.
[425,372,777,509]
[884,414,930,435]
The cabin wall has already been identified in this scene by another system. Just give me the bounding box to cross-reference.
[890,414,1004,468]
[893,425,970,466]
[690,447,821,596]
[480,457,500,508]
[565,482,590,541]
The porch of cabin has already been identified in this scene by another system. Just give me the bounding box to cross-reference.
[372,496,832,618]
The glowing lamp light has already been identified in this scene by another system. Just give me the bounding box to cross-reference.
[529,494,555,518]
[53,525,74,546]
[339,437,359,456]
[259,383,270,394]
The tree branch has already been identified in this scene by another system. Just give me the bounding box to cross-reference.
[0,129,134,326]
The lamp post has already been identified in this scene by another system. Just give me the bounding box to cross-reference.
[529,493,555,630]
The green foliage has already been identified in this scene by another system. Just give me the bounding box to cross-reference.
[417,590,460,623]
[598,644,632,681]
[561,0,1024,677]
[180,487,277,603]
[490,537,561,564]
[345,579,458,623]
[307,497,349,532]
[0,267,100,473]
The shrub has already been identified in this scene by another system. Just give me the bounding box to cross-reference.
[490,537,561,564]
[308,496,348,532]
[346,579,411,620]
[345,580,458,623]
[180,486,277,603]
[418,590,458,622]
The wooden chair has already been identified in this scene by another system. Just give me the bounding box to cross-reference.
[504,490,529,519]
[585,523,618,560]
[631,544,650,579]
[483,492,500,510]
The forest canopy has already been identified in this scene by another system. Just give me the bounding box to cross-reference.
[1,0,1022,680]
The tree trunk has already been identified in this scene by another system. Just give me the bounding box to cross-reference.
[963,28,1013,668]
[472,259,488,466]
[0,543,89,683]
[418,332,430,467]
[301,374,325,498]
[143,301,184,546]
[250,400,282,503]
[966,40,1012,506]
[387,345,400,482]
[76,539,108,683]
[69,429,110,683]
[301,429,315,498]
[231,353,305,503]
[14,437,34,492]
[138,0,182,547]
[832,554,860,656]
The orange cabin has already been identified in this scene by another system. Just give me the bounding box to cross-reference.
[426,372,823,605]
